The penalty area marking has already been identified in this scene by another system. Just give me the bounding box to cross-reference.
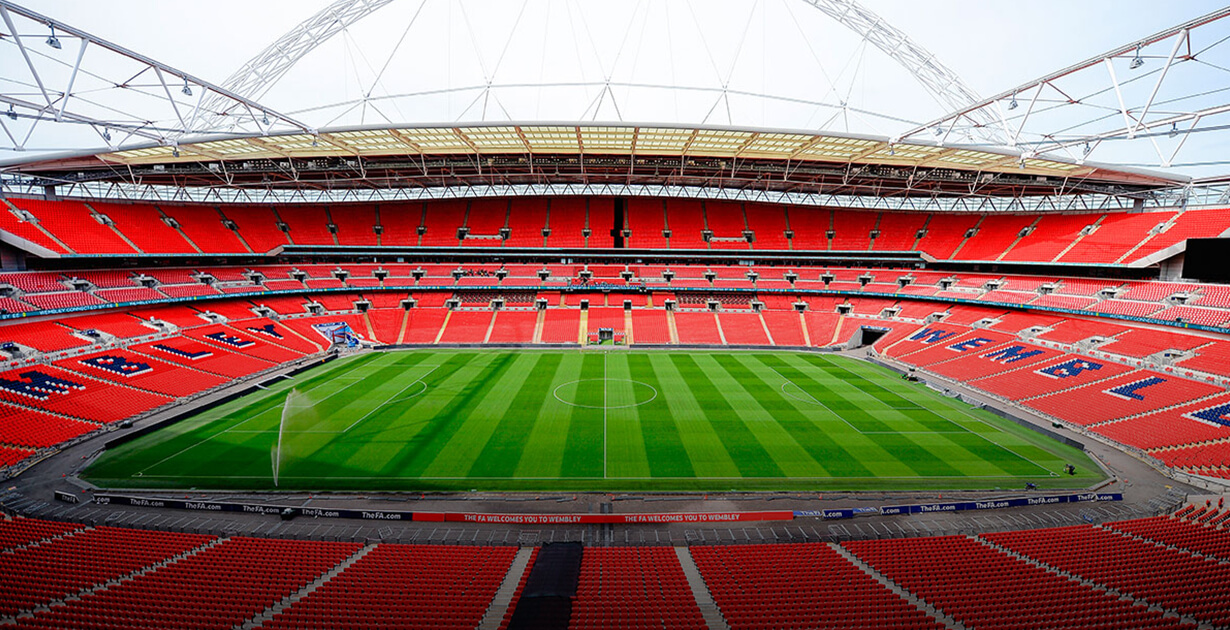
[342,365,440,433]
[138,364,374,475]
[552,378,658,410]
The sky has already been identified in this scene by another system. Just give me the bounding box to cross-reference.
[6,0,1230,178]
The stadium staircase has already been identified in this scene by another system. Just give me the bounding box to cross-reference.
[241,543,376,629]
[477,547,534,630]
[673,546,730,630]
[506,541,582,630]
[829,543,960,630]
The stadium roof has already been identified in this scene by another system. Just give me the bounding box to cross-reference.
[2,0,1229,208]
[3,123,1176,200]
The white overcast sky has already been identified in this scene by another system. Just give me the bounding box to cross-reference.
[8,0,1230,176]
[25,0,1218,100]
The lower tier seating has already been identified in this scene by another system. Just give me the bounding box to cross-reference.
[0,514,1223,629]
[13,537,360,630]
[0,526,214,617]
[264,544,515,630]
[693,542,944,630]
[570,547,706,630]
[845,535,1189,630]
[986,525,1230,627]
[0,517,83,551]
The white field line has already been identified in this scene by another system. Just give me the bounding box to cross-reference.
[765,363,865,433]
[343,364,442,433]
[138,365,374,475]
[133,473,1069,481]
[815,356,1056,475]
[603,351,608,479]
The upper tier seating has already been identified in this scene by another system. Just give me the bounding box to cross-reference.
[1003,213,1098,262]
[8,198,136,254]
[1129,207,1230,263]
[329,203,379,246]
[156,204,246,253]
[225,205,290,252]
[504,198,548,248]
[0,206,69,254]
[3,198,1229,265]
[278,205,335,246]
[90,202,197,254]
[745,202,790,249]
[958,214,1037,261]
[1059,211,1172,263]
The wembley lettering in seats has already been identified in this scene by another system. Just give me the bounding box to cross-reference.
[909,328,957,344]
[204,332,255,348]
[1104,376,1166,401]
[982,345,1045,364]
[246,323,284,339]
[1037,358,1102,379]
[0,370,84,400]
[151,343,212,360]
[947,337,996,352]
[1187,402,1230,428]
[80,355,152,378]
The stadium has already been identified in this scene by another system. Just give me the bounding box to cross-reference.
[1,0,1229,627]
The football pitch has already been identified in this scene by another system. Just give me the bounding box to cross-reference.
[84,349,1103,492]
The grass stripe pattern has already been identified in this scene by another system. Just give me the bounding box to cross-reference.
[84,350,1103,492]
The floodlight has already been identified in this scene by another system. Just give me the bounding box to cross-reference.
[1082,142,1092,156]
[1008,94,1018,110]
[261,112,270,125]
[5,105,15,121]
[1168,123,1179,138]
[171,146,180,158]
[1130,46,1144,70]
[181,79,192,97]
[102,128,111,142]
[933,126,943,136]
[45,25,60,49]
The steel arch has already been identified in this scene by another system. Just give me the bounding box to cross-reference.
[196,0,994,139]
[195,0,398,133]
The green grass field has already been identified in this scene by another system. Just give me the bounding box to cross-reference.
[83,349,1103,492]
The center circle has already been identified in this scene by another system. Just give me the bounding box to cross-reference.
[552,378,658,409]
